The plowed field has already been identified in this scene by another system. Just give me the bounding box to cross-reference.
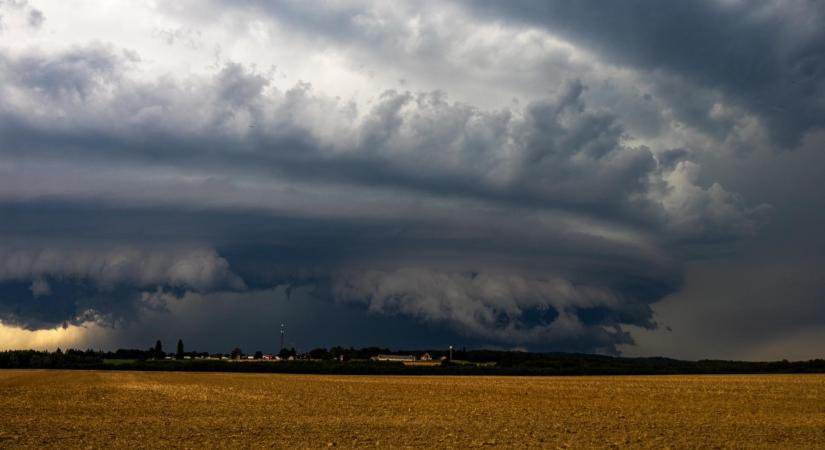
[1,370,824,448]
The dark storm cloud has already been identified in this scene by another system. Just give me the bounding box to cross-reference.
[465,0,825,147]
[0,194,684,354]
[176,0,824,147]
[0,49,764,237]
[0,239,245,329]
[644,130,825,359]
[0,2,788,354]
[0,42,762,351]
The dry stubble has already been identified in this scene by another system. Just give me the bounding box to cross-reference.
[1,370,824,448]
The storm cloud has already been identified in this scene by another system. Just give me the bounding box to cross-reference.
[465,0,825,147]
[0,1,822,357]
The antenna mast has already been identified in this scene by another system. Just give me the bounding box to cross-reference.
[280,323,285,353]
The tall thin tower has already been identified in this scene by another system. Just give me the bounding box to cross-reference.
[280,323,285,352]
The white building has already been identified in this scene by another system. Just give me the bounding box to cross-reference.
[372,354,417,362]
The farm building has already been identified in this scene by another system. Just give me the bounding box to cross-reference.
[372,354,417,362]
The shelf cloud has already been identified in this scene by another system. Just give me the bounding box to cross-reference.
[0,0,822,357]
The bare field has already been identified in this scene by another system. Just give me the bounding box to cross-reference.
[1,371,825,448]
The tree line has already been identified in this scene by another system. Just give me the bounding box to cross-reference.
[3,343,825,375]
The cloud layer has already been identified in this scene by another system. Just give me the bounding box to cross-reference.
[0,0,822,356]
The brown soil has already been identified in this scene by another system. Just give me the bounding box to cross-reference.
[1,370,824,448]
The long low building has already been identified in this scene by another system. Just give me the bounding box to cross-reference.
[371,354,417,362]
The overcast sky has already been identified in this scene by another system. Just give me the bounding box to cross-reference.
[1,0,824,360]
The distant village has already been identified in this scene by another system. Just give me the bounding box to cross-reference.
[166,351,444,366]
[151,337,454,367]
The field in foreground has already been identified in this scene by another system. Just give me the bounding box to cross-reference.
[1,371,824,448]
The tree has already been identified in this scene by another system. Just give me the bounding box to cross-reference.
[154,340,163,359]
[176,339,184,359]
[278,347,296,360]
[254,350,263,360]
[308,348,330,360]
[230,347,242,360]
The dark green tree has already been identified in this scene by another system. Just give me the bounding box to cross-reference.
[176,339,184,359]
[308,348,330,360]
[230,347,242,359]
[154,340,163,359]
[254,350,263,359]
[278,347,296,360]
